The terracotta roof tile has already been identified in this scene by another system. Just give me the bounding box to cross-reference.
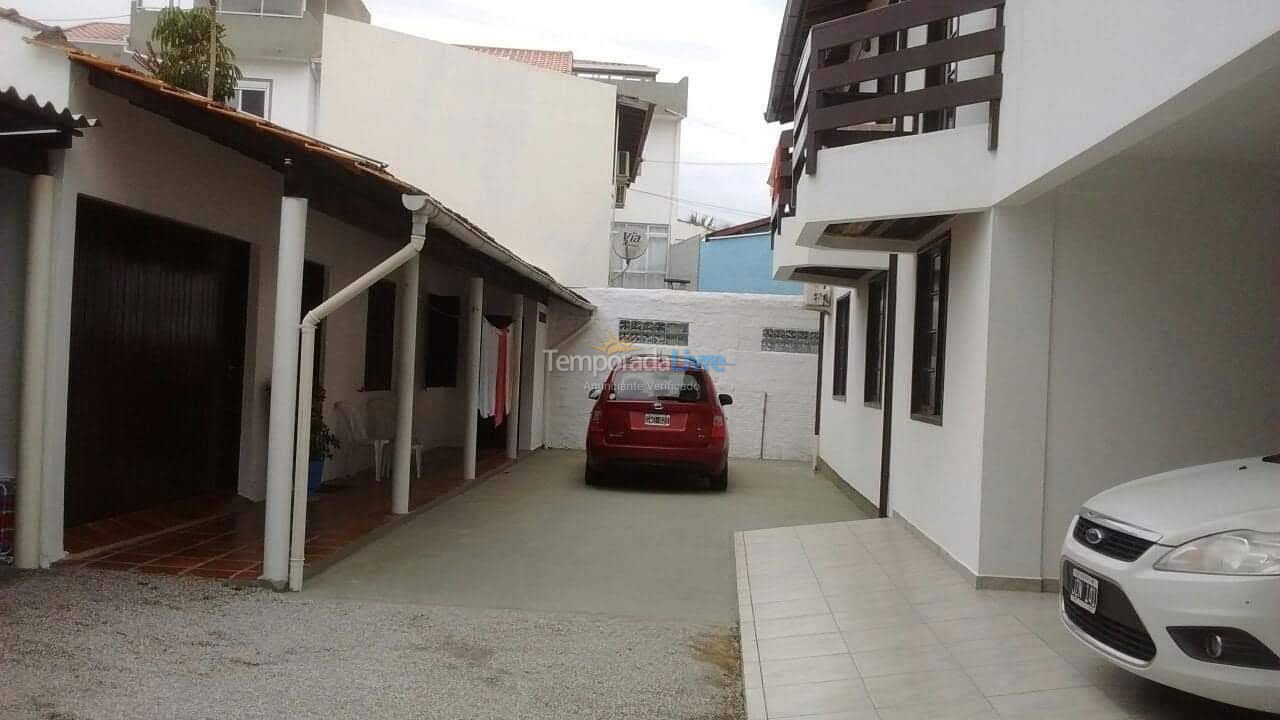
[458,45,574,74]
[66,21,129,44]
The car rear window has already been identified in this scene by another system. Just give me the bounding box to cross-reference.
[611,370,705,402]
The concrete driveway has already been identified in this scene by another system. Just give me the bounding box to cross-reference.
[307,449,871,623]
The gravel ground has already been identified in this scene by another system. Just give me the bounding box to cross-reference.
[0,568,744,720]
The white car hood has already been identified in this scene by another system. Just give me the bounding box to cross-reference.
[1084,457,1280,547]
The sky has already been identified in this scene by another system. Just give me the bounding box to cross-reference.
[14,0,786,226]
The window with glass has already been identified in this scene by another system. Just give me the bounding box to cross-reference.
[608,223,670,289]
[762,328,820,354]
[910,236,950,423]
[864,273,887,405]
[233,79,271,119]
[611,370,704,402]
[832,293,850,399]
[619,319,689,346]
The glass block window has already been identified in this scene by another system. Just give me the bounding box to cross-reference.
[619,318,689,346]
[762,327,820,354]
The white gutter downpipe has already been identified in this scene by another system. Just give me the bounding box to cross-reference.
[15,174,55,569]
[462,276,483,481]
[287,195,430,591]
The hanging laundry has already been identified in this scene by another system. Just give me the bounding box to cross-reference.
[479,319,499,419]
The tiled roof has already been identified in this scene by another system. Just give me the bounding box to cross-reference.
[0,6,56,33]
[459,45,574,74]
[707,217,772,239]
[62,49,593,311]
[66,21,129,44]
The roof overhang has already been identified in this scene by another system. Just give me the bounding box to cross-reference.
[66,50,593,312]
[615,96,655,186]
[766,0,870,123]
[0,85,99,174]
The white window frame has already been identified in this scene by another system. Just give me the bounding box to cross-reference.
[219,0,306,18]
[233,78,272,120]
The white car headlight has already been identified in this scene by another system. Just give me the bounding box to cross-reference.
[1154,530,1280,576]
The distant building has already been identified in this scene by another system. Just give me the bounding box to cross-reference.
[694,218,802,296]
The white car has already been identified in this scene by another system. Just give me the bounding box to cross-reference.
[1060,455,1280,713]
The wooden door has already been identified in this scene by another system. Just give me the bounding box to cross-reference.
[65,197,250,527]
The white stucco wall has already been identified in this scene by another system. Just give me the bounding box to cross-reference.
[545,288,818,462]
[0,169,28,482]
[995,0,1280,204]
[615,112,681,230]
[235,57,317,134]
[316,16,617,289]
[1037,157,1280,576]
[0,20,70,109]
[817,281,884,506]
[887,214,991,575]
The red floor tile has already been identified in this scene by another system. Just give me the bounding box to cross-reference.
[60,446,510,582]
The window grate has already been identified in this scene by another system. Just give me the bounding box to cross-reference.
[619,318,689,346]
[762,328,820,354]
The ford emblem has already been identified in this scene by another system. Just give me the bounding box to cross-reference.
[1084,528,1105,545]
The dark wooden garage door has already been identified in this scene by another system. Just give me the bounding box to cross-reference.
[65,197,250,527]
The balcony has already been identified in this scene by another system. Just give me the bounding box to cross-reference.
[130,0,322,61]
[769,129,795,241]
[791,0,1005,177]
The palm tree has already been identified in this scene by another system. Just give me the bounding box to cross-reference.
[685,212,721,231]
[136,5,242,103]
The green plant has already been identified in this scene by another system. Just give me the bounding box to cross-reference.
[310,387,340,462]
[136,5,243,103]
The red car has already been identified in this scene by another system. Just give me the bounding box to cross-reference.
[585,354,733,490]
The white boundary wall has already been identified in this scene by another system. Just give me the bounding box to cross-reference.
[545,289,819,461]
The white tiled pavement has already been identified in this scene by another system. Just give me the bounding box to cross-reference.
[734,519,1271,720]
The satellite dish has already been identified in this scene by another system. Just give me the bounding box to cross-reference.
[612,229,649,262]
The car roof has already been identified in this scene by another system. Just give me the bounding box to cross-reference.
[615,353,703,372]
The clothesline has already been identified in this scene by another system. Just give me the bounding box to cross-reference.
[478,319,515,425]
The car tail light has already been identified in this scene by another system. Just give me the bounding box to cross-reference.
[711,413,725,439]
[589,409,603,431]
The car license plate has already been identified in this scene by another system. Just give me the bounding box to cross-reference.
[644,413,670,427]
[1069,567,1100,614]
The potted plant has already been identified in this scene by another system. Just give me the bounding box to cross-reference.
[308,386,340,494]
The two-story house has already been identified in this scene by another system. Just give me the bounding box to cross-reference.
[767,0,1279,590]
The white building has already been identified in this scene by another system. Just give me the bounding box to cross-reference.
[766,0,1279,589]
[441,46,692,289]
[105,1,677,290]
[1,15,594,591]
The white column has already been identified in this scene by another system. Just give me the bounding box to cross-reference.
[262,195,308,586]
[505,295,523,460]
[15,174,55,569]
[462,276,483,480]
[391,256,420,514]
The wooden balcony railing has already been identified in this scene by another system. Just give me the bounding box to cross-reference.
[770,129,795,244]
[793,0,1005,176]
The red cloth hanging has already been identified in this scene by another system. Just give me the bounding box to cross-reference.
[494,328,508,427]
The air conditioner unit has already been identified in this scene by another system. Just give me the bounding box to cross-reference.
[616,150,632,180]
[803,283,832,312]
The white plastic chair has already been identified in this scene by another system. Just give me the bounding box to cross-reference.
[335,401,389,483]
[366,396,422,480]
